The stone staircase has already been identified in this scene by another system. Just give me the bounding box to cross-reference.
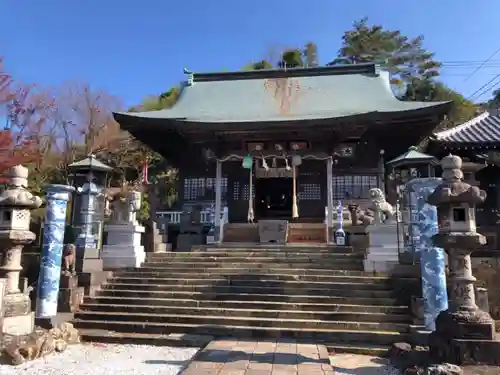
[73,245,419,356]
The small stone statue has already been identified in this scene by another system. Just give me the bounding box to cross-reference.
[369,188,395,224]
[61,243,76,275]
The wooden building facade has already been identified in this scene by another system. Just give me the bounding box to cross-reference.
[114,63,451,232]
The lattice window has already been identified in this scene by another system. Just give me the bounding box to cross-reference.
[183,177,228,201]
[332,175,377,200]
[242,184,256,201]
[15,210,29,221]
[298,183,321,200]
[233,181,240,201]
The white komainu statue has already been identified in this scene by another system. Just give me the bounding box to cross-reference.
[369,188,395,224]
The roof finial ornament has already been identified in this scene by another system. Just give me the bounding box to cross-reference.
[184,68,194,86]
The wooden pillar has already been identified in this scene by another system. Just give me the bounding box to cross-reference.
[326,157,333,243]
[215,159,222,242]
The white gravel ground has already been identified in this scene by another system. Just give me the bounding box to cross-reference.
[0,343,199,375]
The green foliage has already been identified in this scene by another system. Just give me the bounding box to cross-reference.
[279,49,304,68]
[486,89,500,110]
[329,17,440,86]
[242,60,273,71]
[136,194,150,223]
[243,43,318,71]
[303,42,319,67]
[129,87,180,112]
[402,78,479,130]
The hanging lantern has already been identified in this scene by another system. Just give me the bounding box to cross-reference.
[242,155,253,169]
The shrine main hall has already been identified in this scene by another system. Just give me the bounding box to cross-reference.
[113,63,451,242]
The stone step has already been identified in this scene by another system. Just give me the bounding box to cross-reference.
[195,247,354,253]
[111,271,417,285]
[101,283,396,298]
[85,297,409,314]
[116,267,395,277]
[74,311,410,332]
[141,262,365,270]
[325,343,390,357]
[78,329,212,347]
[146,251,357,259]
[96,289,402,306]
[72,320,410,345]
[144,254,364,263]
[107,277,404,291]
[79,303,412,323]
[195,244,353,251]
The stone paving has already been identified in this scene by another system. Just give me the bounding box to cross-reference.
[180,339,334,375]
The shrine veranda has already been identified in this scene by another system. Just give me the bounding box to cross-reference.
[114,63,452,235]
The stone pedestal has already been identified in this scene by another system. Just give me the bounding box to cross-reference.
[57,274,84,313]
[2,283,33,335]
[177,234,204,252]
[363,223,402,272]
[102,223,146,268]
[258,220,288,244]
[151,219,171,253]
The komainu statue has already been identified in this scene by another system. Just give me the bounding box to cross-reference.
[61,243,76,276]
[2,323,80,365]
[369,188,395,224]
[348,203,374,226]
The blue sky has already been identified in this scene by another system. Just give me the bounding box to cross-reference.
[1,0,500,109]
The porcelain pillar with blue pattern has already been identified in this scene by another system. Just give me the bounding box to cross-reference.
[36,184,75,318]
[404,177,448,331]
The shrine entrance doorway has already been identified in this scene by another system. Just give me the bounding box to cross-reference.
[255,177,293,220]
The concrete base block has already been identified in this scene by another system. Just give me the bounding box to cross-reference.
[102,244,145,269]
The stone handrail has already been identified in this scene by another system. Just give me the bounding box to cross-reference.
[156,207,229,225]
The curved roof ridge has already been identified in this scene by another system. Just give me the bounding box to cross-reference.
[191,63,378,82]
[434,111,490,139]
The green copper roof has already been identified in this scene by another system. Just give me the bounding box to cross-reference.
[386,146,438,169]
[68,155,113,172]
[115,64,450,124]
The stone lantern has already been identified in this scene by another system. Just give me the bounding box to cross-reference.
[0,165,42,335]
[427,154,500,365]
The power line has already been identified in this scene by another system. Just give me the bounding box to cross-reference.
[463,46,500,82]
[467,73,500,101]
